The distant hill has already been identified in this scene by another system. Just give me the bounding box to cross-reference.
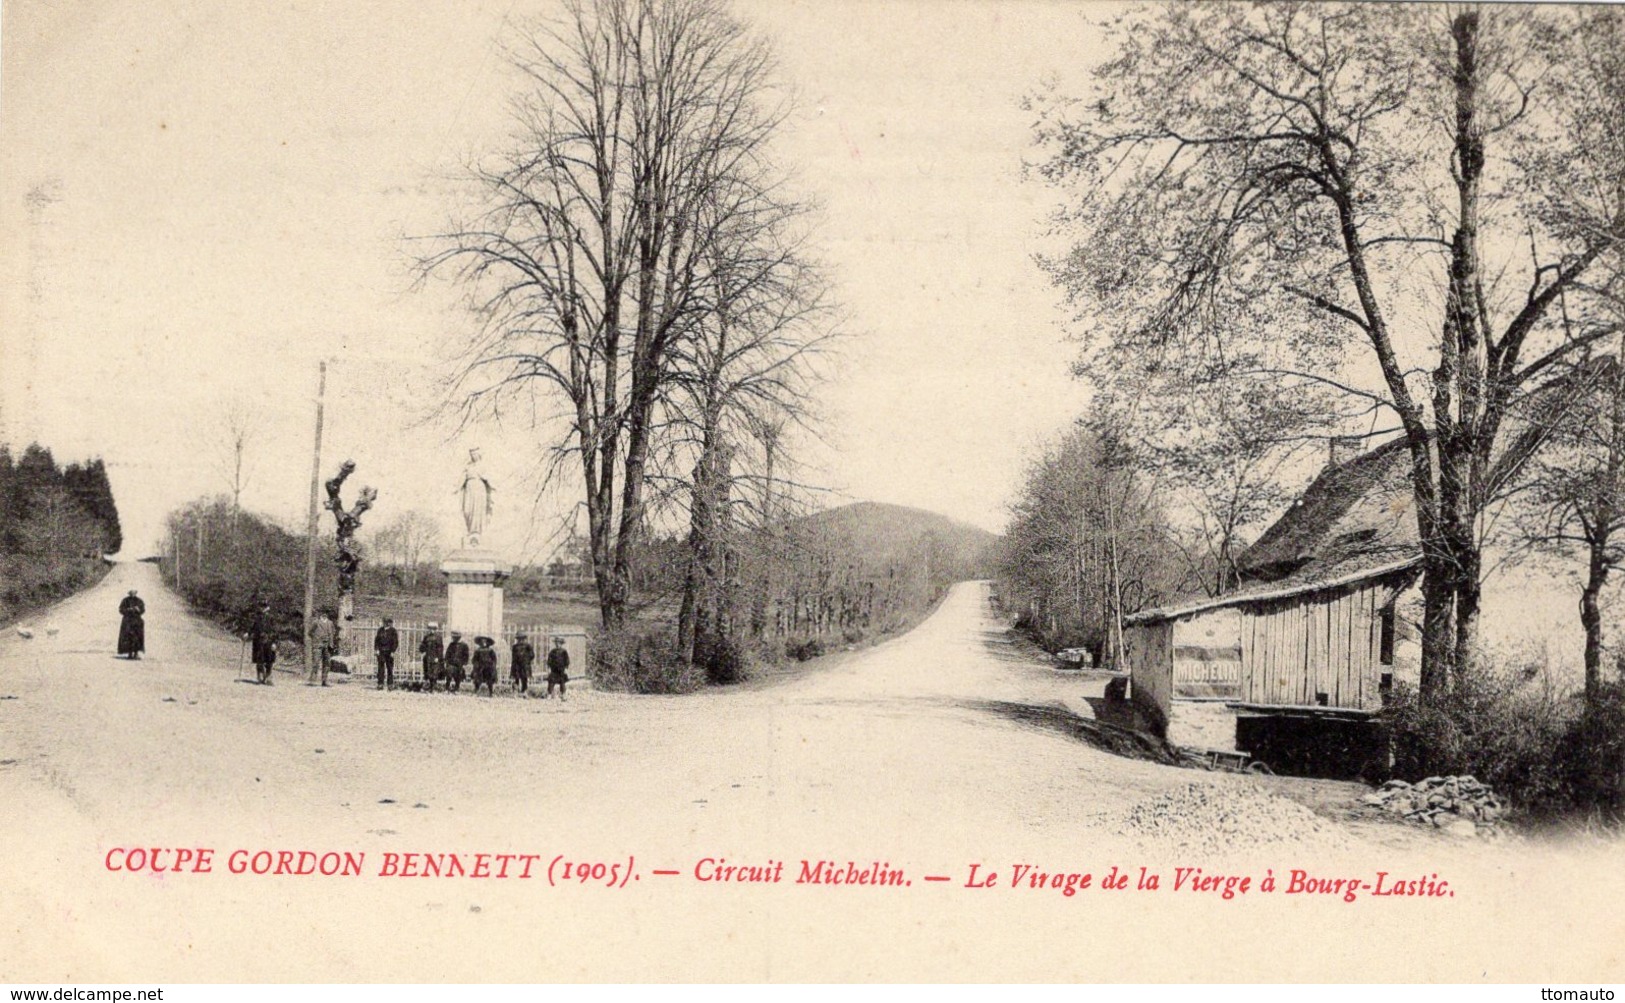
[784,501,997,582]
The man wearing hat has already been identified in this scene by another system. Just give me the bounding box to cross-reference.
[444,631,471,692]
[308,608,339,687]
[419,623,445,692]
[471,636,498,697]
[510,632,536,696]
[545,636,571,701]
[374,616,399,690]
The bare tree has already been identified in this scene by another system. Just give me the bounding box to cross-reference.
[371,510,443,586]
[1519,302,1625,705]
[1096,355,1328,599]
[996,419,1184,663]
[669,174,836,671]
[1031,4,1625,702]
[16,485,100,561]
[423,0,803,630]
[212,401,260,528]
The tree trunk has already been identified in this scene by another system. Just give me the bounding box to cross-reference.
[1580,558,1605,705]
[750,434,776,638]
[1454,542,1482,685]
[677,444,717,665]
[1443,9,1487,686]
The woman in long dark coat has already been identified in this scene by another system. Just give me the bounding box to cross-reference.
[117,590,145,659]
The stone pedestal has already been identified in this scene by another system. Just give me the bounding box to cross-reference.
[440,549,511,640]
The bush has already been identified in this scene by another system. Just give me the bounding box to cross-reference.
[590,625,704,694]
[1385,653,1625,823]
[163,499,330,647]
[0,554,108,623]
[1560,682,1625,822]
[785,637,824,662]
[694,632,750,685]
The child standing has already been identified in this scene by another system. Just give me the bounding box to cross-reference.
[545,636,571,701]
[419,623,445,693]
[444,632,470,692]
[471,636,498,697]
[510,632,535,695]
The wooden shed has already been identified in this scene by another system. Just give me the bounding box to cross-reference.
[1123,439,1421,762]
[1125,559,1418,729]
[1123,371,1603,772]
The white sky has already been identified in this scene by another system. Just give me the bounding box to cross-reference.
[0,0,1117,558]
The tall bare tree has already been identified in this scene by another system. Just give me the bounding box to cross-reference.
[424,0,801,629]
[1093,353,1329,599]
[1519,305,1625,705]
[371,510,444,586]
[669,174,835,670]
[1031,4,1625,702]
[212,401,260,528]
[996,419,1184,662]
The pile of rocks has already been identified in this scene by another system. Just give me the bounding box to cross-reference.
[1362,775,1505,835]
[1119,781,1347,855]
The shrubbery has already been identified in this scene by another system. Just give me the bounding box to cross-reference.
[1385,653,1625,823]
[590,625,704,694]
[0,443,121,624]
[693,633,749,685]
[163,497,337,645]
[0,553,108,622]
[785,637,824,662]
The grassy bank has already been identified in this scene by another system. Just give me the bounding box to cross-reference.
[0,555,112,628]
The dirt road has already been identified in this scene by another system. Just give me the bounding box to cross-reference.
[3,564,1621,981]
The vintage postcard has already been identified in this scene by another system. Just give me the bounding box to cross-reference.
[2,0,1623,985]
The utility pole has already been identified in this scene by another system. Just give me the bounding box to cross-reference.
[302,361,327,681]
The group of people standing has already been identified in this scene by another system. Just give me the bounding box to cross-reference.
[122,593,572,699]
[402,621,571,699]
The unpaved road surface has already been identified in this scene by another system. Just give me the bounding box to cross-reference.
[2,564,1621,981]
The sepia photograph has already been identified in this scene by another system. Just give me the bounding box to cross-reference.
[2,0,1624,986]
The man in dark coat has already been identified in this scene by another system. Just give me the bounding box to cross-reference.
[419,623,445,693]
[545,636,571,701]
[374,616,399,690]
[117,590,146,659]
[248,601,277,685]
[471,636,498,697]
[308,609,339,687]
[444,631,470,692]
[510,632,535,695]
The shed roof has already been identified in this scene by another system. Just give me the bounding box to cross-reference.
[1236,437,1417,585]
[1126,439,1420,625]
[1124,362,1609,627]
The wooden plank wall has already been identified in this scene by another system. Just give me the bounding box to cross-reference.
[1239,582,1383,710]
[1125,621,1174,732]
